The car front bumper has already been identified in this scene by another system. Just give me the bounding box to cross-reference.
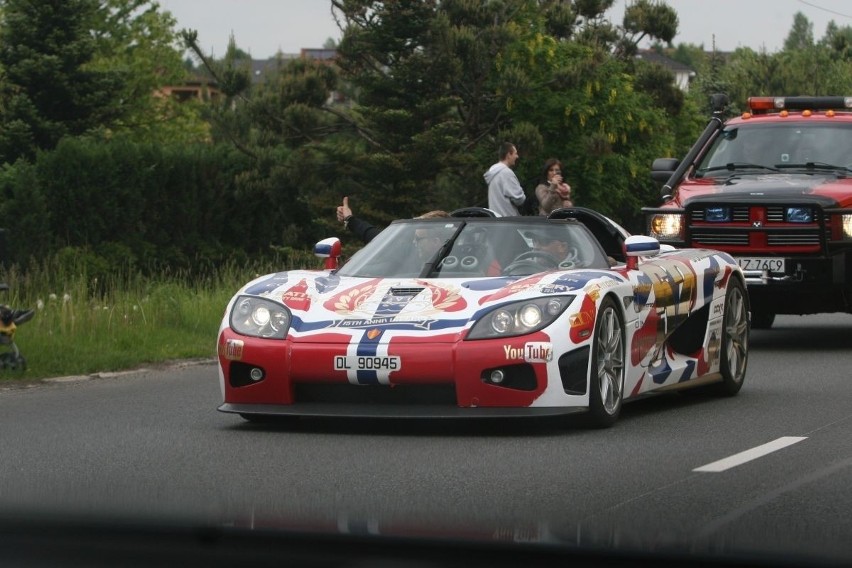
[217,327,591,414]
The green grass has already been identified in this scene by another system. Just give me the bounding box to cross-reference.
[0,252,321,381]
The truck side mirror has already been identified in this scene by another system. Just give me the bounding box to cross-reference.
[651,158,679,185]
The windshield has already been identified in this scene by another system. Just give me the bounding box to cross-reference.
[336,218,611,278]
[695,123,852,176]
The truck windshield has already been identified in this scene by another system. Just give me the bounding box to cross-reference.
[695,123,852,176]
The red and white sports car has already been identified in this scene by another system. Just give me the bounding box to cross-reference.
[217,208,749,427]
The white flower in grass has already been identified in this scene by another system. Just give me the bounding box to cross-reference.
[63,293,71,303]
[49,293,57,301]
[36,299,44,310]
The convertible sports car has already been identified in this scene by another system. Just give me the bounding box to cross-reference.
[217,208,749,427]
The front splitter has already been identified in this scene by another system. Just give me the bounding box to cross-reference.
[218,402,587,419]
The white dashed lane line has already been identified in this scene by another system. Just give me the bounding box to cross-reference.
[693,436,808,473]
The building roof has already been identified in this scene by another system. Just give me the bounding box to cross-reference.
[300,48,337,61]
[635,50,695,74]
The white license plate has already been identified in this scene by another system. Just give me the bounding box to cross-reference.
[334,355,400,372]
[737,257,785,273]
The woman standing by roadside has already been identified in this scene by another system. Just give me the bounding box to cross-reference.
[534,158,573,216]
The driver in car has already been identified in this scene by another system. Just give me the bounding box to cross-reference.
[526,230,579,269]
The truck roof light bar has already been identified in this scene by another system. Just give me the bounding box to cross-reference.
[748,96,852,113]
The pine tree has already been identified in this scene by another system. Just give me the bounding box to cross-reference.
[0,0,126,163]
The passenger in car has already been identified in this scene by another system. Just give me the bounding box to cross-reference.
[412,227,445,262]
[336,196,448,243]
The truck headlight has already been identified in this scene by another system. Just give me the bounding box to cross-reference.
[843,214,852,240]
[648,214,684,241]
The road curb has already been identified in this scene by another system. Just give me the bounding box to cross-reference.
[2,359,216,391]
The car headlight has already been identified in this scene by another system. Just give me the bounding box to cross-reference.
[648,213,684,240]
[842,214,852,240]
[467,296,574,340]
[230,296,291,339]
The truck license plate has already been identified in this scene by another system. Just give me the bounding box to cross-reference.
[737,257,785,273]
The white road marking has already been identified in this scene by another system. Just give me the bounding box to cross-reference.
[693,436,808,473]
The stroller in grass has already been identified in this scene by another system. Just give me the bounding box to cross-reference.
[0,284,34,371]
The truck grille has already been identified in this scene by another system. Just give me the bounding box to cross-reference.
[688,204,829,250]
[689,230,749,246]
[766,233,822,246]
[690,206,750,223]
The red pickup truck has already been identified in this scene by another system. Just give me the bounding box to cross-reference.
[644,96,852,328]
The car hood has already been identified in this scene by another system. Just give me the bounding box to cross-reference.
[235,269,622,342]
[674,173,852,208]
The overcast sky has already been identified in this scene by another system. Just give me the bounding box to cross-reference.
[157,0,852,58]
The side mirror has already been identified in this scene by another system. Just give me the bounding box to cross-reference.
[710,93,730,114]
[314,237,342,270]
[651,158,679,185]
[623,235,661,270]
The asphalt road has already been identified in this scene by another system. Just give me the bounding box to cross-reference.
[1,314,851,564]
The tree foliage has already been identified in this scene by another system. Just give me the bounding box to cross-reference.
[0,0,119,162]
[177,0,689,237]
[684,11,852,111]
[88,0,205,143]
[0,135,256,270]
[180,29,341,247]
[0,0,200,165]
[7,0,852,271]
[317,0,681,230]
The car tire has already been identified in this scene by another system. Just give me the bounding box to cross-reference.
[585,296,625,428]
[715,277,749,396]
[750,309,774,330]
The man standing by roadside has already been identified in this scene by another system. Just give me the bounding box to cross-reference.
[484,142,530,217]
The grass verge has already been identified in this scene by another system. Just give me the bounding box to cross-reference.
[0,252,319,381]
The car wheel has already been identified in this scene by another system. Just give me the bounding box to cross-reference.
[750,309,774,329]
[716,278,749,396]
[585,296,625,428]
